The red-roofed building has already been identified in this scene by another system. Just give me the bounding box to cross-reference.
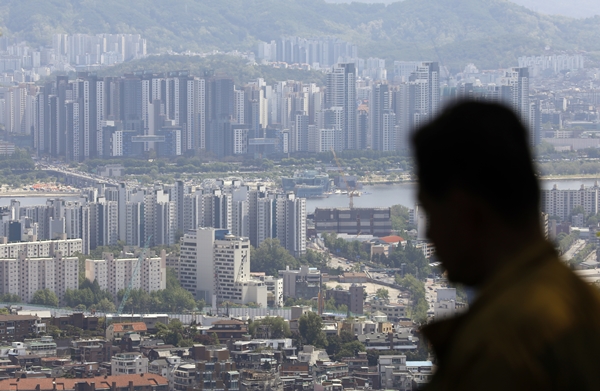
[106,322,147,341]
[380,235,406,246]
[0,373,167,390]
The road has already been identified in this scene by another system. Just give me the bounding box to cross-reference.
[562,239,586,261]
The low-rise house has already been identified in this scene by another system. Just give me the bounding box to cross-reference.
[239,369,281,391]
[342,352,368,374]
[0,314,44,341]
[106,322,147,341]
[24,336,57,357]
[8,354,42,368]
[357,330,418,351]
[172,355,238,391]
[407,360,434,389]
[148,356,181,387]
[370,301,406,321]
[70,338,115,363]
[111,352,149,375]
[233,338,293,353]
[209,319,248,342]
[0,373,168,390]
[315,361,349,379]
[349,368,380,390]
[105,314,169,332]
[280,361,311,376]
[378,354,412,391]
[297,345,329,366]
[120,332,142,351]
[280,374,314,391]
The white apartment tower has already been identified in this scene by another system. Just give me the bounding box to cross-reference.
[0,252,80,303]
[178,228,267,307]
[178,227,228,302]
[326,63,357,150]
[85,251,166,298]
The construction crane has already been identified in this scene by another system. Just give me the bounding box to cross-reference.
[236,252,248,283]
[331,148,359,209]
[117,236,152,315]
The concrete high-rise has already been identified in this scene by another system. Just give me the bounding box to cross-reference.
[179,227,227,302]
[207,77,235,158]
[371,83,396,151]
[85,250,166,298]
[275,193,306,257]
[326,63,357,150]
[178,228,266,307]
[395,62,440,151]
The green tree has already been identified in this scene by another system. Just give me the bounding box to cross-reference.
[248,317,291,339]
[298,311,327,348]
[31,289,59,307]
[0,293,20,303]
[376,288,389,300]
[397,274,428,323]
[156,319,187,346]
[334,340,366,361]
[96,298,116,313]
[251,238,299,277]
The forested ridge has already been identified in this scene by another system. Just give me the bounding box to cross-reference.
[2,0,600,69]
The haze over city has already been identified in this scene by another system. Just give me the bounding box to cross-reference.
[0,0,599,390]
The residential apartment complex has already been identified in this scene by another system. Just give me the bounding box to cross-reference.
[85,251,166,298]
[0,237,82,259]
[0,251,79,303]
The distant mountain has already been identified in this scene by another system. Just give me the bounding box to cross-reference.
[325,0,600,19]
[1,0,600,70]
[510,0,600,19]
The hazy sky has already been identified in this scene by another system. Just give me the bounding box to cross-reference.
[324,0,600,19]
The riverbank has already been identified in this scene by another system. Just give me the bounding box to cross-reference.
[360,174,600,186]
[0,191,80,198]
[540,174,600,181]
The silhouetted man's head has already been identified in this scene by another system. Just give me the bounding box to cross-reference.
[411,100,541,286]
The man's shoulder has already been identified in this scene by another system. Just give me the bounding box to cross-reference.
[465,256,600,345]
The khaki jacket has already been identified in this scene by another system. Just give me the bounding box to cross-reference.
[422,241,600,390]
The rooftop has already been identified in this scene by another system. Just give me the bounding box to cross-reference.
[0,315,37,321]
[380,235,405,244]
[110,322,147,333]
[0,373,167,390]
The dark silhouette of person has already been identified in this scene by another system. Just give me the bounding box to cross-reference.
[413,101,600,390]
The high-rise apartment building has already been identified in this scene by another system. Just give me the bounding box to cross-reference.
[0,252,79,303]
[178,228,266,307]
[85,250,166,298]
[0,238,82,259]
[327,63,357,150]
[395,62,440,151]
[179,228,227,302]
[275,193,306,257]
[371,83,397,151]
[541,184,600,221]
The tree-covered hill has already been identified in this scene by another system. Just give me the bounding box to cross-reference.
[94,54,327,85]
[2,0,600,70]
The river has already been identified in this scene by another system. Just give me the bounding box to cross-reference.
[306,178,600,213]
[2,177,600,212]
